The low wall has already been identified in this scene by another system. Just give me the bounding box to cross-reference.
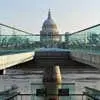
[70,52,100,69]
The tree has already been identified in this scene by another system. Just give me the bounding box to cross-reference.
[87,33,99,45]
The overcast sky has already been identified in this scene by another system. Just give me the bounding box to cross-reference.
[0,0,100,34]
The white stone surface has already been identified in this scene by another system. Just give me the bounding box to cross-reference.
[0,52,35,70]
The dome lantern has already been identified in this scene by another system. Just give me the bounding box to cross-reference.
[48,9,51,19]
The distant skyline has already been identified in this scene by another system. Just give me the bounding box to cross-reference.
[0,0,100,34]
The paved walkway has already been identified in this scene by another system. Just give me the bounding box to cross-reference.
[0,52,35,70]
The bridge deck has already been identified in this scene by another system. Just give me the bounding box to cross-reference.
[0,49,98,73]
[0,52,35,70]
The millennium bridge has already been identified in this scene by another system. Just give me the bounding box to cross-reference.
[0,23,100,72]
[0,23,100,100]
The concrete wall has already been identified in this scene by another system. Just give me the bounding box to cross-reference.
[70,52,100,69]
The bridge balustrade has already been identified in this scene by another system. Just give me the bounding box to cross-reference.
[68,24,100,54]
[0,83,99,100]
[0,23,69,55]
[1,23,100,55]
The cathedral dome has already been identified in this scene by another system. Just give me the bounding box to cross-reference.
[40,9,60,43]
[42,9,58,31]
[43,18,57,28]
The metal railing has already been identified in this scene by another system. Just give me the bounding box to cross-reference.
[1,23,100,54]
[0,23,68,55]
[0,93,100,100]
[68,24,100,54]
